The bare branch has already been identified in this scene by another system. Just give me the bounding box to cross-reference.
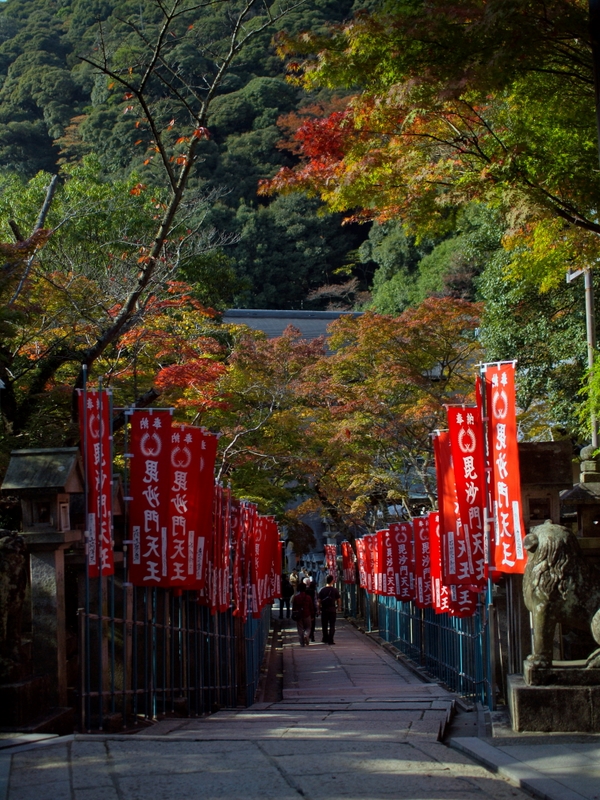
[9,175,59,307]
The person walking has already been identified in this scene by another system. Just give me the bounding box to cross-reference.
[279,573,294,619]
[303,576,317,642]
[291,581,314,646]
[289,569,299,593]
[318,575,340,645]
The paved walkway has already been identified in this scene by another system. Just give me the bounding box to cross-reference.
[1,618,599,799]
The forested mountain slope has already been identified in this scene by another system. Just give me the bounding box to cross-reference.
[0,0,369,309]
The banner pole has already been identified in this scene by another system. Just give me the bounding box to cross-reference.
[479,366,496,710]
[82,364,91,731]
[97,376,104,730]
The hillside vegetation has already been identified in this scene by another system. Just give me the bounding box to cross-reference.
[0,0,369,309]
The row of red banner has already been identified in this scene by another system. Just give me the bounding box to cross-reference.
[343,516,477,617]
[79,394,281,619]
[79,360,523,619]
[335,362,526,619]
[436,361,526,588]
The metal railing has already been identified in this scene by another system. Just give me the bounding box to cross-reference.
[345,587,493,707]
[77,574,271,731]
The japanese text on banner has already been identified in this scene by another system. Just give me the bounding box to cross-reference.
[128,410,172,587]
[168,424,216,588]
[355,538,367,589]
[388,522,415,601]
[363,535,375,593]
[484,363,526,574]
[428,511,477,617]
[412,517,433,609]
[78,388,114,577]
[324,543,337,577]
[434,431,473,586]
[377,529,393,596]
[447,406,486,587]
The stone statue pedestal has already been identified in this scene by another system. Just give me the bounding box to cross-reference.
[508,661,600,732]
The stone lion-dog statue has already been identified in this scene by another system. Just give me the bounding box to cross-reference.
[523,521,600,669]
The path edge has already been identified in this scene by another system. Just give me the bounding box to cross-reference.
[450,736,589,800]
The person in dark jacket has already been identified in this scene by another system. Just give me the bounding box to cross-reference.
[318,575,340,644]
[292,582,314,646]
[279,574,293,619]
[304,576,317,641]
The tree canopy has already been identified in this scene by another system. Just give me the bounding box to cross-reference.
[263,0,600,288]
[258,0,600,442]
[1,0,599,535]
[153,297,482,534]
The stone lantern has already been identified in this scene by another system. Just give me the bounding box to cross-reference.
[1,448,84,711]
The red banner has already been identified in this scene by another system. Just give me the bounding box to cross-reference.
[484,362,526,574]
[371,531,382,593]
[245,503,258,619]
[434,431,472,586]
[447,406,486,587]
[377,528,398,597]
[389,522,414,601]
[213,485,220,611]
[341,540,355,583]
[218,487,232,612]
[356,538,367,588]
[251,515,267,616]
[78,388,114,577]
[196,430,218,589]
[166,425,217,588]
[267,517,280,604]
[231,499,243,614]
[324,543,337,577]
[412,517,433,609]
[428,511,477,617]
[129,410,172,586]
[234,502,256,621]
[428,511,444,611]
[208,483,227,612]
[363,535,375,593]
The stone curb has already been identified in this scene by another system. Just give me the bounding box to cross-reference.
[450,736,589,800]
[0,734,73,755]
[0,734,60,752]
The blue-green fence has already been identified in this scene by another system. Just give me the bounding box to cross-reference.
[78,580,271,732]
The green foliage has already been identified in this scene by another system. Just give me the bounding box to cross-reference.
[479,252,591,438]
[361,221,429,313]
[0,156,233,455]
[231,193,364,309]
[268,1,600,287]
[367,204,504,313]
[0,0,367,310]
[209,77,298,140]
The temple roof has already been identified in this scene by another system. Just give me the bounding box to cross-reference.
[223,309,362,341]
[1,448,84,493]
